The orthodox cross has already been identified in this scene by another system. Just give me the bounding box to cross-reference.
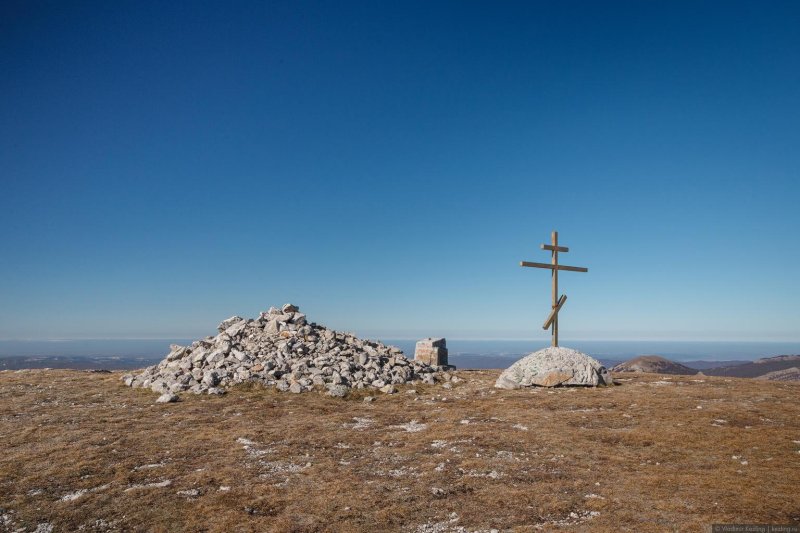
[520,231,588,347]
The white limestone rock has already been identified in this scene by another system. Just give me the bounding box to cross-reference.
[156,393,179,403]
[218,316,244,333]
[495,346,612,389]
[326,384,348,397]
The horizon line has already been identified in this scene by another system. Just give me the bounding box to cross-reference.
[1,337,799,343]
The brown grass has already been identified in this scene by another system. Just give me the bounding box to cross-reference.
[0,370,798,532]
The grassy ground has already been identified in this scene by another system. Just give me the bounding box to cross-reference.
[0,369,798,532]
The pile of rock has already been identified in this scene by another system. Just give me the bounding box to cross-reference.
[123,304,447,399]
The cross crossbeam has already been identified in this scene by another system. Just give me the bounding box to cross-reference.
[520,231,588,347]
[520,261,588,273]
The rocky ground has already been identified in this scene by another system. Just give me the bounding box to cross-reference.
[1,370,798,532]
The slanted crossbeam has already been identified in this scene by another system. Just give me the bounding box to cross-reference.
[542,295,567,330]
[520,231,588,347]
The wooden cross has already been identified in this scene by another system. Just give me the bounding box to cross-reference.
[519,231,588,347]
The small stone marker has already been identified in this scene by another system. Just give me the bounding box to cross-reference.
[414,338,448,366]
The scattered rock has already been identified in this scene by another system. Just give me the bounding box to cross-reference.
[133,463,165,471]
[326,384,348,397]
[392,420,427,433]
[156,393,179,403]
[346,417,374,430]
[124,480,172,492]
[60,489,87,502]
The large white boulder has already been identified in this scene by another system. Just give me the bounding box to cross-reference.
[495,346,612,388]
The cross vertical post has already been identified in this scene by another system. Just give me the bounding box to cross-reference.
[519,231,588,347]
[551,231,558,347]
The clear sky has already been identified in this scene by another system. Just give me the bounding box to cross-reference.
[1,1,798,342]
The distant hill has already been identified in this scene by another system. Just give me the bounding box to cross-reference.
[755,354,800,364]
[679,360,750,370]
[702,355,800,378]
[611,355,698,375]
[755,367,800,382]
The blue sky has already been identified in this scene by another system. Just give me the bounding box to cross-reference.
[1,1,798,342]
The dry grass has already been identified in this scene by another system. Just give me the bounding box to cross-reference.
[0,370,798,532]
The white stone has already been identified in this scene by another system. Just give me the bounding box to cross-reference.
[218,316,244,333]
[495,346,612,388]
[326,384,348,397]
[225,320,247,337]
[156,393,179,403]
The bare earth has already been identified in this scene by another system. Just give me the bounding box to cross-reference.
[1,370,798,532]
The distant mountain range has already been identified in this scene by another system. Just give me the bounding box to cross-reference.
[611,354,800,381]
[2,353,799,382]
[673,360,751,370]
[0,355,161,371]
[700,355,800,379]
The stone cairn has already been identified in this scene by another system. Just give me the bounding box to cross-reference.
[122,304,448,401]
